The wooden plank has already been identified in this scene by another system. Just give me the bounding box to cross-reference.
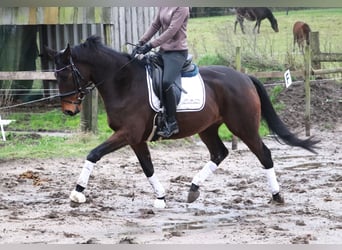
[137,7,145,37]
[102,7,113,24]
[94,7,102,23]
[119,7,126,51]
[43,7,59,24]
[85,7,95,24]
[59,7,74,24]
[125,8,133,45]
[16,7,30,24]
[252,70,303,78]
[312,53,342,62]
[312,68,342,75]
[0,72,55,80]
[131,7,139,46]
[28,7,37,24]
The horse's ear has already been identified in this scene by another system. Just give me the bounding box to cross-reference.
[61,43,72,61]
[44,45,57,61]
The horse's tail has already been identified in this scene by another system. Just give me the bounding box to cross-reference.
[248,75,320,154]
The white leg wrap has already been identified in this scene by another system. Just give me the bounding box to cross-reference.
[192,161,217,186]
[76,160,95,188]
[148,174,165,198]
[265,168,280,195]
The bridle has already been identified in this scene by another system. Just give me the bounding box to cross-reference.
[55,53,137,105]
[54,57,100,105]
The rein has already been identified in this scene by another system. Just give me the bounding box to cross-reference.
[56,55,136,105]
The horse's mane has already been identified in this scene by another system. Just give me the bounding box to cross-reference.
[71,35,136,66]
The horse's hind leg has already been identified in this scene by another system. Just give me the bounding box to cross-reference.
[237,132,284,204]
[188,124,228,203]
[236,16,245,34]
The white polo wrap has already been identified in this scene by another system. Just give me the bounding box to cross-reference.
[192,161,217,186]
[148,174,165,198]
[77,160,95,188]
[265,168,280,195]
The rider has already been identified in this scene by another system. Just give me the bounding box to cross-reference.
[135,7,190,138]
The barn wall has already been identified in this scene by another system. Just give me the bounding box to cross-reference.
[0,7,157,97]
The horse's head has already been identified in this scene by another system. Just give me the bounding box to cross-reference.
[45,44,92,116]
[271,18,279,32]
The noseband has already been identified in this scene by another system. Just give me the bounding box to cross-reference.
[55,57,98,105]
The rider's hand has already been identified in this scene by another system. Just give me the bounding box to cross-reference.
[136,43,152,55]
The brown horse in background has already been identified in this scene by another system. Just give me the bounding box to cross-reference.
[234,7,279,34]
[293,21,311,53]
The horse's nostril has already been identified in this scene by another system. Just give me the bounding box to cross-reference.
[63,110,75,116]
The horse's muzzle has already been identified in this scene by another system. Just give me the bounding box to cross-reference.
[62,103,81,116]
[63,109,79,116]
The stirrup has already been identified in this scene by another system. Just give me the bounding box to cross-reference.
[157,121,179,138]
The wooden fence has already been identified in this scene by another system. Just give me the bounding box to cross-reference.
[237,31,342,140]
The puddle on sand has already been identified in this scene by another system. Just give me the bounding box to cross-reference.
[161,213,239,233]
[283,162,338,171]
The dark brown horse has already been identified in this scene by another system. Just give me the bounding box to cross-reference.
[46,36,318,209]
[234,7,279,34]
[293,21,311,53]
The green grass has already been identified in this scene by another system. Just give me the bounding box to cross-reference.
[0,132,105,160]
[188,8,342,72]
[2,8,341,160]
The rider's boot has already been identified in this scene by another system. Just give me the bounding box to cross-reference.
[157,86,179,138]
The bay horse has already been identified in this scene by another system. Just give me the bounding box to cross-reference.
[234,7,279,34]
[46,36,318,209]
[293,21,311,53]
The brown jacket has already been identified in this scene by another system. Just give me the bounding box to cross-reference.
[139,7,189,51]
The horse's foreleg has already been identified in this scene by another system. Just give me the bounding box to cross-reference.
[69,132,128,203]
[254,20,261,33]
[188,127,228,203]
[69,160,95,203]
[234,20,238,34]
[239,19,245,34]
[131,142,166,208]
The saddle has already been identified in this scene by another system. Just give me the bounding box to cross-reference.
[144,53,199,105]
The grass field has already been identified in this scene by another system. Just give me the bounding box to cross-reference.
[1,8,341,159]
[188,8,342,72]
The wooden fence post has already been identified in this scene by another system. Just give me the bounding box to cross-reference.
[232,46,241,150]
[304,45,311,136]
[310,32,321,70]
[80,90,98,134]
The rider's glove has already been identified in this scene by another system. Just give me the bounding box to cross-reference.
[136,43,152,55]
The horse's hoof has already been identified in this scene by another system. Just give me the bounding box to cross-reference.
[70,189,86,203]
[154,198,166,209]
[187,190,200,203]
[269,192,285,205]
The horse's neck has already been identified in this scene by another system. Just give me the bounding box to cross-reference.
[266,10,275,22]
[95,57,144,102]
